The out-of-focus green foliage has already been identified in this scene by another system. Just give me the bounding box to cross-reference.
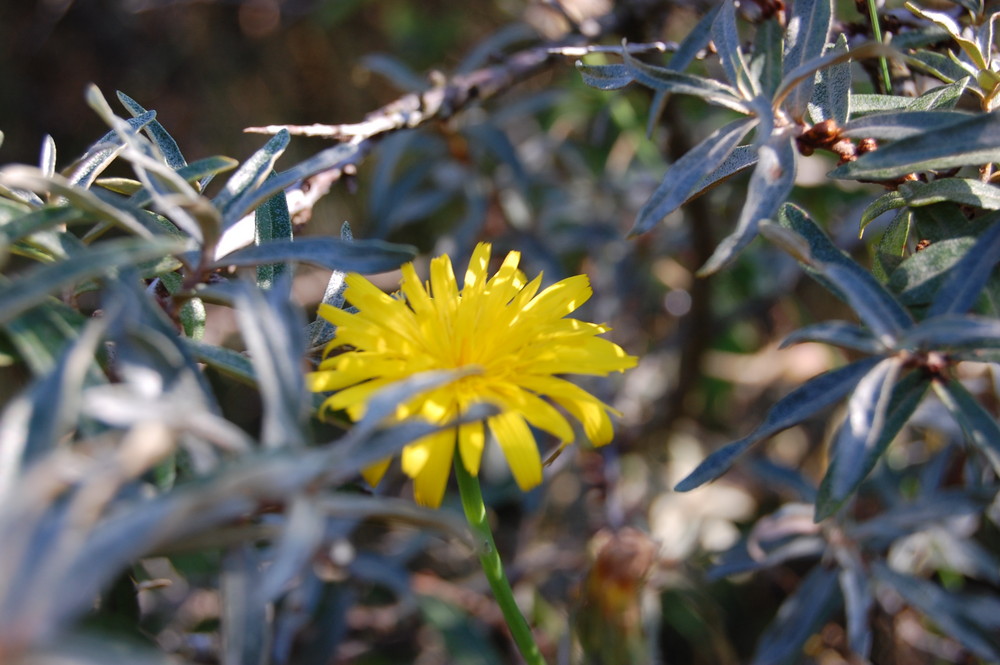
[3,0,1000,663]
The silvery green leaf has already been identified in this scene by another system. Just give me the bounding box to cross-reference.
[214,130,289,231]
[839,555,873,659]
[873,563,1000,662]
[780,320,883,354]
[236,141,364,224]
[67,111,156,189]
[687,145,758,202]
[576,62,633,90]
[816,367,929,520]
[900,314,1000,352]
[631,117,756,236]
[308,222,352,347]
[231,278,308,449]
[0,207,84,245]
[0,237,183,326]
[116,91,187,170]
[777,204,913,342]
[933,379,1000,474]
[850,94,914,116]
[833,112,1000,180]
[902,178,1000,210]
[750,14,784,98]
[841,110,974,140]
[221,544,271,665]
[646,3,723,134]
[928,214,1000,316]
[907,76,970,110]
[712,0,758,98]
[675,356,881,491]
[128,156,237,208]
[254,174,293,290]
[621,48,752,113]
[0,166,159,238]
[186,338,257,386]
[254,496,326,605]
[751,566,841,665]
[860,191,905,234]
[212,236,416,273]
[874,210,911,282]
[39,135,56,178]
[699,129,796,275]
[889,237,976,307]
[780,0,832,120]
[905,50,975,83]
[808,34,850,125]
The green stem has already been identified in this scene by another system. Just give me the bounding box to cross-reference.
[867,0,892,94]
[453,457,546,665]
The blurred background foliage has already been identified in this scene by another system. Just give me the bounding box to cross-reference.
[2,0,1000,664]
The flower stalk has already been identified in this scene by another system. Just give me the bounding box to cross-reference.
[454,456,546,665]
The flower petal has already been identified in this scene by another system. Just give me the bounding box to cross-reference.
[487,411,542,490]
[458,420,486,475]
[408,430,456,508]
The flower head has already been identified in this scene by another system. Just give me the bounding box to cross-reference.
[308,242,637,507]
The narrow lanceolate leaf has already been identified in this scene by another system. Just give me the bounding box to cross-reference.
[253,174,293,290]
[675,356,881,492]
[776,203,913,342]
[0,207,85,245]
[214,130,290,230]
[889,237,977,307]
[712,0,758,98]
[816,366,930,521]
[128,156,238,208]
[872,563,1000,663]
[906,77,970,111]
[900,314,1000,352]
[820,262,913,344]
[841,110,973,140]
[631,117,756,236]
[934,379,1000,475]
[839,560,873,660]
[860,191,906,233]
[232,279,307,449]
[232,141,364,223]
[833,112,1000,180]
[699,130,795,275]
[0,166,157,238]
[751,15,784,98]
[186,338,257,386]
[67,111,156,188]
[0,237,183,326]
[774,42,892,115]
[221,545,271,665]
[40,135,57,177]
[781,0,833,120]
[688,145,758,202]
[212,236,416,274]
[928,214,1000,316]
[620,49,752,114]
[751,566,841,665]
[780,320,883,354]
[900,178,1000,210]
[808,34,850,125]
[576,62,633,90]
[116,91,188,170]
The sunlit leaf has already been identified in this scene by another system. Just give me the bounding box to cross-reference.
[816,367,930,520]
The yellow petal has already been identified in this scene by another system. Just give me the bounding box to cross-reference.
[408,430,456,507]
[458,420,486,475]
[487,411,542,490]
[522,274,592,318]
[361,457,392,487]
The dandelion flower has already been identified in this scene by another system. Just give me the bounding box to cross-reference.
[308,242,637,507]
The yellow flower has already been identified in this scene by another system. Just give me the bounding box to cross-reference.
[308,242,637,507]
